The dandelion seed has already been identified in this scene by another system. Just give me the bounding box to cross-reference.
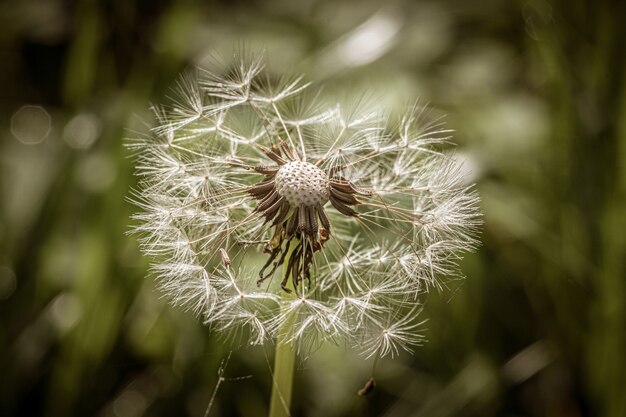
[130,53,481,357]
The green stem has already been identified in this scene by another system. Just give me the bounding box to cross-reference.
[268,325,296,417]
[268,241,298,417]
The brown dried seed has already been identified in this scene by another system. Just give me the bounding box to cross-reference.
[330,187,359,205]
[287,207,300,237]
[307,205,318,234]
[272,201,290,226]
[264,196,285,223]
[248,180,275,197]
[298,205,308,233]
[331,178,371,196]
[330,195,359,217]
[280,140,297,161]
[263,147,286,165]
[253,165,279,175]
[316,204,331,231]
[256,190,280,213]
[329,181,353,194]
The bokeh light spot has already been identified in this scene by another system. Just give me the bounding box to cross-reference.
[63,113,101,149]
[338,12,400,66]
[50,293,82,331]
[11,105,52,145]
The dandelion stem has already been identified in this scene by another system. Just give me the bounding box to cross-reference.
[268,326,296,417]
[268,241,298,417]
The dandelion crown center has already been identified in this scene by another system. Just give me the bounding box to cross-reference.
[274,161,330,207]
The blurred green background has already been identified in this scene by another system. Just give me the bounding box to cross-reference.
[1,0,625,416]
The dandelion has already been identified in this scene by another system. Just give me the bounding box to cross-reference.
[129,53,480,413]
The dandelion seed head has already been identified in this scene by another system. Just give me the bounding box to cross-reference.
[129,52,481,358]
